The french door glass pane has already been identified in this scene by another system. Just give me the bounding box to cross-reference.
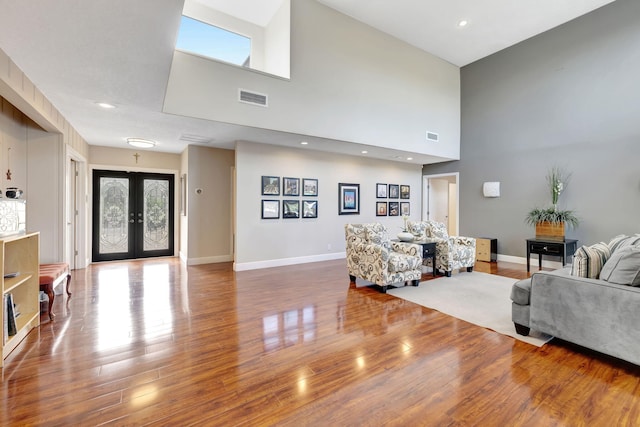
[99,177,129,254]
[143,179,169,251]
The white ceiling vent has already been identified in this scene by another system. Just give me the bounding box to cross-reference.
[179,134,214,144]
[239,89,268,107]
[426,131,439,142]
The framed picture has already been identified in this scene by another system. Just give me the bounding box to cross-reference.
[302,200,318,218]
[338,183,360,215]
[388,184,399,199]
[283,177,300,196]
[400,202,410,216]
[261,200,280,219]
[389,201,399,216]
[376,183,387,198]
[283,200,300,218]
[302,178,318,196]
[376,201,388,216]
[400,185,410,199]
[262,176,280,195]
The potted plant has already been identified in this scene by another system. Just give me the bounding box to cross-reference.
[525,166,579,240]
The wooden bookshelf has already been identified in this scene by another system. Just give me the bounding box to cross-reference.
[1,232,39,367]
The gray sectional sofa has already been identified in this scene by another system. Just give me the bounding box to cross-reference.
[511,235,640,365]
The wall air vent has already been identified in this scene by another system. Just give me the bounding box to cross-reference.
[426,131,439,142]
[239,89,268,107]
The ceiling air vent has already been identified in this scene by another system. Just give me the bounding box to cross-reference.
[239,89,268,107]
[179,134,214,144]
[426,131,439,142]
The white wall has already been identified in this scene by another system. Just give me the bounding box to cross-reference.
[185,145,235,265]
[264,0,290,78]
[235,141,423,270]
[165,0,460,160]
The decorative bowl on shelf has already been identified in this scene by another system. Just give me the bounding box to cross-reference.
[397,231,414,242]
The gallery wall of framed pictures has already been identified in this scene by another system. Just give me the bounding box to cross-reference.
[376,182,410,217]
[261,176,318,219]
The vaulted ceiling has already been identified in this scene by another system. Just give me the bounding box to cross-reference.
[0,0,616,162]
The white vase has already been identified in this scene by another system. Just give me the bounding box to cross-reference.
[397,231,414,242]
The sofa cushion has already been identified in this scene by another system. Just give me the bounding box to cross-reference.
[607,234,640,254]
[599,246,640,286]
[388,251,422,272]
[365,223,391,249]
[571,242,611,279]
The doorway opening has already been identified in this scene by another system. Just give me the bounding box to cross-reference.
[422,173,459,236]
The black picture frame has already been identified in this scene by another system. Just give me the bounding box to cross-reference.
[400,185,410,199]
[283,177,300,196]
[261,200,280,219]
[376,201,388,216]
[376,183,387,198]
[283,199,300,218]
[389,201,400,216]
[302,178,318,196]
[262,176,280,195]
[388,184,399,199]
[400,202,410,216]
[302,200,318,218]
[338,183,360,215]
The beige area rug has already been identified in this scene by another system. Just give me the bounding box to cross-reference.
[386,271,553,347]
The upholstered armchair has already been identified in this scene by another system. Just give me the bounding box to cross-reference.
[345,223,423,293]
[407,220,476,277]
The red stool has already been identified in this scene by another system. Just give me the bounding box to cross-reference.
[39,263,72,320]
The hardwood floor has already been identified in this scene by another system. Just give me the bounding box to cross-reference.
[2,258,640,426]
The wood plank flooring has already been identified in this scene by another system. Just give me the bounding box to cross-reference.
[2,258,640,426]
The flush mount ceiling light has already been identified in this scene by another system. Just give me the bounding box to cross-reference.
[361,150,368,154]
[300,141,308,145]
[458,20,469,27]
[127,138,156,148]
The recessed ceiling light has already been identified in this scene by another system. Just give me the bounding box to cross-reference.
[361,150,368,154]
[127,138,156,148]
[96,102,116,109]
[458,20,468,27]
[407,157,413,161]
[300,141,308,145]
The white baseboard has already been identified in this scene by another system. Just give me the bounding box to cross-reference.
[234,252,346,271]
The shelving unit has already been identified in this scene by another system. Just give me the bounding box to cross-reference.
[1,232,39,368]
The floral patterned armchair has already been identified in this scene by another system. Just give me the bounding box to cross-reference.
[345,223,423,293]
[407,220,476,277]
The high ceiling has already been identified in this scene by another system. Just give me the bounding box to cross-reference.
[0,0,616,163]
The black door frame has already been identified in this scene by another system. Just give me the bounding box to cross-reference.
[92,169,175,262]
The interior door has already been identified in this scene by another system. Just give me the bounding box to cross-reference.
[92,170,174,261]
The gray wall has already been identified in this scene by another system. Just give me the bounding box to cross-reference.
[423,0,640,258]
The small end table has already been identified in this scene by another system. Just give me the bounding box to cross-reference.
[414,240,437,278]
[526,238,578,272]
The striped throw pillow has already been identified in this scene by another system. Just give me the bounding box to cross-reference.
[571,242,611,279]
[608,234,640,254]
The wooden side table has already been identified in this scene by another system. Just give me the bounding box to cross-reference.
[526,238,578,272]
